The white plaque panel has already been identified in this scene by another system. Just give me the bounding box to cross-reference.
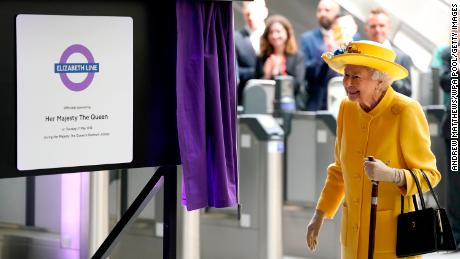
[17,14,133,170]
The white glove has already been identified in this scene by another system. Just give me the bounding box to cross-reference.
[363,158,406,186]
[306,210,325,251]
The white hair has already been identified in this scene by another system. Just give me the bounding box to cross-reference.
[369,68,394,87]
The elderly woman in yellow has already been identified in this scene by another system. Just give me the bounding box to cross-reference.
[305,40,441,259]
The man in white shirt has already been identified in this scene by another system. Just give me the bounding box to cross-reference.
[234,0,268,105]
[300,0,343,111]
[365,7,414,97]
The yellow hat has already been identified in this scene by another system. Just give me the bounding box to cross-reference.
[321,40,408,80]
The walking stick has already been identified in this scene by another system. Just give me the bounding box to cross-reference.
[368,156,378,259]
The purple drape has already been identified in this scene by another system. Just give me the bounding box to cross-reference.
[176,0,238,211]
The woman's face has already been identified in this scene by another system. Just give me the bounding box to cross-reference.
[268,22,288,49]
[343,65,384,110]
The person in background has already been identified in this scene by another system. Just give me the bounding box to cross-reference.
[234,0,268,105]
[432,45,449,70]
[439,45,460,250]
[300,0,340,111]
[431,29,451,105]
[332,14,359,47]
[300,0,361,111]
[326,13,361,116]
[305,40,441,258]
[365,7,413,97]
[254,14,305,109]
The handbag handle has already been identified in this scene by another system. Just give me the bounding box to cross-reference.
[419,169,442,210]
[408,169,426,209]
[400,169,426,213]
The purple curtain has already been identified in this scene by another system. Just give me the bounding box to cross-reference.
[176,0,238,211]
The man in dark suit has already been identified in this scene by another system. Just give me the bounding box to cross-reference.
[440,46,460,250]
[365,7,413,97]
[234,0,268,105]
[300,0,341,111]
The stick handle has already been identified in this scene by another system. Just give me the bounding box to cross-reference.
[367,156,378,187]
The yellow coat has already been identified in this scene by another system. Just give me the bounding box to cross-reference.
[316,87,442,259]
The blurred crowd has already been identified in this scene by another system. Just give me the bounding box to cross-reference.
[235,0,430,111]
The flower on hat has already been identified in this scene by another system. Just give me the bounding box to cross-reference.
[333,48,345,56]
[324,42,355,59]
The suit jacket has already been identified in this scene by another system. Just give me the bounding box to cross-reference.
[300,28,361,111]
[392,46,413,97]
[235,27,257,104]
[254,52,305,106]
[300,28,333,111]
[317,87,440,259]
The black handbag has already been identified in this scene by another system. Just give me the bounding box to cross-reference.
[396,169,457,257]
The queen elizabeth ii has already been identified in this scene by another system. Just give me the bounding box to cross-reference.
[306,40,441,259]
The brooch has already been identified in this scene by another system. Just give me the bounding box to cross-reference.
[345,42,361,54]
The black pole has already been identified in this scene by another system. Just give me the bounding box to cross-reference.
[163,165,177,259]
[25,176,35,226]
[120,169,128,215]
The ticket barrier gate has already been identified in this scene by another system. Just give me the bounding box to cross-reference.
[0,172,109,259]
[286,111,336,204]
[200,114,284,259]
[242,79,276,114]
[425,105,448,206]
[283,111,341,259]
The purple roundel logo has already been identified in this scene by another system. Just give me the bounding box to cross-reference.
[54,44,99,91]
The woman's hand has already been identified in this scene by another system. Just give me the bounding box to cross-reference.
[306,210,325,251]
[263,56,274,79]
[263,55,283,79]
[270,55,283,75]
[363,158,406,186]
[323,32,338,52]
